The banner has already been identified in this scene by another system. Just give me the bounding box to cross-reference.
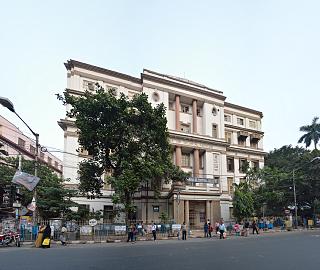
[12,171,40,191]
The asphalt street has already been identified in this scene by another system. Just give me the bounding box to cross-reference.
[0,230,319,270]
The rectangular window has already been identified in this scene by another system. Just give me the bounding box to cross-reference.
[196,108,201,116]
[212,124,218,138]
[83,80,95,91]
[238,138,246,146]
[182,105,190,113]
[237,118,244,126]
[249,120,256,129]
[169,102,175,110]
[55,161,59,168]
[181,153,191,167]
[30,145,36,154]
[224,114,231,122]
[48,157,52,166]
[199,154,204,169]
[250,140,258,149]
[227,157,234,172]
[18,138,25,149]
[239,159,247,173]
[181,123,191,133]
[103,205,113,223]
[225,131,232,144]
[228,177,234,196]
[252,160,259,171]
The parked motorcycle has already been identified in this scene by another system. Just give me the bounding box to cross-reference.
[0,231,21,247]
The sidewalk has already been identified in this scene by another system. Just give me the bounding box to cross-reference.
[19,227,318,247]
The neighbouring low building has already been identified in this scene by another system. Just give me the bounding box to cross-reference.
[59,59,266,228]
[0,115,63,176]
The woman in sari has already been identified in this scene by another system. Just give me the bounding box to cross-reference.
[42,225,52,248]
[35,225,45,248]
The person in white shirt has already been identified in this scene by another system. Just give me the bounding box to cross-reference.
[219,220,226,239]
[152,223,157,241]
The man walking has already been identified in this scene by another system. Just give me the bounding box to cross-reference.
[219,220,226,239]
[181,222,187,240]
[252,220,259,235]
[152,222,157,241]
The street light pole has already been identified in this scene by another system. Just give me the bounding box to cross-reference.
[292,169,298,229]
[0,97,40,224]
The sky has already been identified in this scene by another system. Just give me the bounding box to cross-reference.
[1,0,319,160]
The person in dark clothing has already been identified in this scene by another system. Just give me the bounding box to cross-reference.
[127,224,135,243]
[252,220,259,234]
[181,222,187,240]
[42,225,51,248]
[204,222,209,237]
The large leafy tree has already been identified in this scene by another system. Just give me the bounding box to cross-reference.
[253,146,320,217]
[298,116,320,150]
[0,157,76,219]
[58,85,189,219]
[233,181,254,222]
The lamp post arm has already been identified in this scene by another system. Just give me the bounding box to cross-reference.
[13,111,38,138]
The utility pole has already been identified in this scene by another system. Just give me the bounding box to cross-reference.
[293,169,298,229]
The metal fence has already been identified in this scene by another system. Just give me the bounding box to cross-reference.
[19,220,177,243]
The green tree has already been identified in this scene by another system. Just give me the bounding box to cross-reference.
[57,85,189,220]
[0,157,77,219]
[233,181,254,222]
[253,146,320,217]
[298,116,320,150]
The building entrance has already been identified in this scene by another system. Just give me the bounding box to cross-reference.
[189,201,206,229]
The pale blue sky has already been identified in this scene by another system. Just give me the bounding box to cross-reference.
[1,0,319,159]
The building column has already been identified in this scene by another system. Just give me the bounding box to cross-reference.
[206,200,211,222]
[175,95,180,131]
[173,198,184,224]
[192,99,197,133]
[193,149,199,177]
[176,146,182,167]
[184,200,189,226]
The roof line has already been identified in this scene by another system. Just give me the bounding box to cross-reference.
[224,102,263,118]
[143,68,223,94]
[64,60,141,84]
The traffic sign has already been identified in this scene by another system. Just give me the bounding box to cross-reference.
[89,219,98,227]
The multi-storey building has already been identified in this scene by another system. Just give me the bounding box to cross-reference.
[59,60,265,227]
[0,115,63,176]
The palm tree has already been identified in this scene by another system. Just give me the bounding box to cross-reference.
[298,117,320,150]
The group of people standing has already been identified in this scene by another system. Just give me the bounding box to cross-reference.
[127,222,158,243]
[204,219,226,239]
[35,223,68,248]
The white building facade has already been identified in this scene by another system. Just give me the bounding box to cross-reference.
[59,60,265,227]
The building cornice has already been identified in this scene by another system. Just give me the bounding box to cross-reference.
[224,124,264,135]
[142,73,226,101]
[224,102,263,118]
[227,145,267,156]
[65,59,141,84]
[58,119,76,131]
[143,69,223,94]
[169,130,229,148]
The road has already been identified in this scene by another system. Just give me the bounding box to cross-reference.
[1,230,319,270]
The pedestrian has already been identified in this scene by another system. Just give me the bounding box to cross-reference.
[152,222,157,241]
[208,222,213,238]
[234,222,240,236]
[181,221,187,240]
[215,221,220,234]
[243,220,249,236]
[42,224,52,248]
[203,222,209,238]
[219,220,226,239]
[35,224,45,248]
[127,224,134,243]
[252,220,259,235]
[60,225,67,246]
